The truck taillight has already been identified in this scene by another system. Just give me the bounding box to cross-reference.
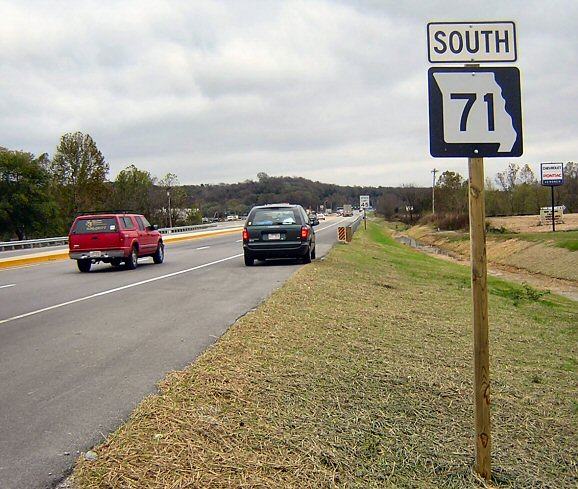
[300,226,309,240]
[242,228,249,241]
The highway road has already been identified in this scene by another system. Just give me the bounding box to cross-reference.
[0,216,352,489]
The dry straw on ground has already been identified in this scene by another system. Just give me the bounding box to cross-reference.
[74,221,577,488]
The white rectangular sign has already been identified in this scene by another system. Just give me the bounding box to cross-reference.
[541,163,564,186]
[360,195,370,208]
[428,22,517,63]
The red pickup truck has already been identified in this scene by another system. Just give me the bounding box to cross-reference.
[68,213,164,272]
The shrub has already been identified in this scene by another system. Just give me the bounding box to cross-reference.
[419,212,469,230]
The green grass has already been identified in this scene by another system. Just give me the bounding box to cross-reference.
[73,221,577,488]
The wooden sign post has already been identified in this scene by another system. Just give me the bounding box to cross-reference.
[468,157,491,479]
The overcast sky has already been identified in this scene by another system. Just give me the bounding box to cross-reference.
[1,0,576,186]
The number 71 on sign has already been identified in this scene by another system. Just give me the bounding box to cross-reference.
[428,67,523,158]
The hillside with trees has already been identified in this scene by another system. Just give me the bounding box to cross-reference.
[1,134,576,240]
[182,172,387,220]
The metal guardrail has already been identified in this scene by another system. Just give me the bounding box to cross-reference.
[350,215,363,233]
[158,224,217,235]
[0,236,69,251]
[0,224,220,252]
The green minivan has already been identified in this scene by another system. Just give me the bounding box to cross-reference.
[242,204,317,266]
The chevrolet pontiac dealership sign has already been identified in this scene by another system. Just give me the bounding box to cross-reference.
[541,163,564,186]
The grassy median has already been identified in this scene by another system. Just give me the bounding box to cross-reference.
[74,220,577,488]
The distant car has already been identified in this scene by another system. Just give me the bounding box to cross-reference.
[68,213,164,272]
[242,204,317,266]
[201,217,210,223]
[317,213,326,220]
[309,213,320,226]
[226,215,239,221]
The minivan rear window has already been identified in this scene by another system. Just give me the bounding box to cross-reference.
[73,218,118,234]
[248,208,301,226]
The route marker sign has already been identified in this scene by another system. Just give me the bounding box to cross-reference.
[540,162,564,186]
[426,19,522,482]
[428,66,522,158]
[428,22,517,63]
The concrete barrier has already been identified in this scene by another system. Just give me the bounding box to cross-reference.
[337,216,363,243]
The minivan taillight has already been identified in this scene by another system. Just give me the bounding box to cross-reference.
[300,226,309,240]
[242,228,249,242]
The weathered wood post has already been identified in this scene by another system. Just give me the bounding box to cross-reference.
[468,156,491,479]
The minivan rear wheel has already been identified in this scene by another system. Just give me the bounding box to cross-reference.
[302,247,312,264]
[244,252,254,266]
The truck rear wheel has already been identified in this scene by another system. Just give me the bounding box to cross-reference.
[125,246,138,270]
[77,260,91,273]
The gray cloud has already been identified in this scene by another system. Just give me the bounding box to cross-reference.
[0,0,576,186]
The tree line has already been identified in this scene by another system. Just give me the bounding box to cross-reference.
[1,131,576,240]
[0,132,196,241]
[375,163,577,229]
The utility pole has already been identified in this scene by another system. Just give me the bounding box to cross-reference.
[431,168,438,214]
[167,189,172,229]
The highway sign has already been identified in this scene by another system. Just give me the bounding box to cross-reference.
[428,66,523,158]
[359,195,370,209]
[541,163,564,186]
[428,22,516,63]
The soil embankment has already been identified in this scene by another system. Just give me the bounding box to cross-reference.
[399,214,578,300]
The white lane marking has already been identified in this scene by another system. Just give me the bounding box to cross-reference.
[196,246,210,250]
[316,219,349,233]
[0,254,243,326]
[235,239,242,243]
[0,284,16,289]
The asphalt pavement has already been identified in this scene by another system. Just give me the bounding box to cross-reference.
[0,216,351,489]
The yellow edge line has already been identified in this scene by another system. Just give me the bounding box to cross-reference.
[0,252,70,270]
[0,228,243,271]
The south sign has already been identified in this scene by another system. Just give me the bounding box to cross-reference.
[428,22,517,63]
